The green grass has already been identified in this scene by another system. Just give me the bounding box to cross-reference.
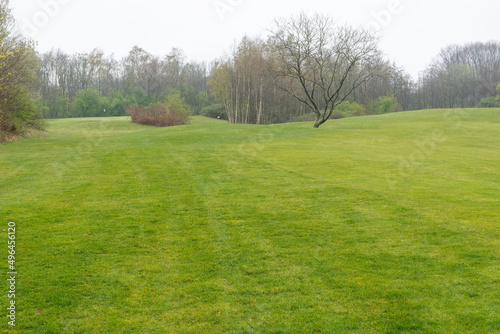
[1,110,499,333]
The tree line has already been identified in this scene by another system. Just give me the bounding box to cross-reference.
[2,1,500,138]
[37,39,500,123]
[38,46,211,118]
[37,14,499,127]
[37,15,418,126]
[417,41,500,109]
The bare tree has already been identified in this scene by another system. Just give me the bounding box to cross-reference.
[270,12,382,128]
[419,41,500,108]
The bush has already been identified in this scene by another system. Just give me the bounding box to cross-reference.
[368,96,402,114]
[330,112,346,119]
[334,101,366,117]
[478,96,500,108]
[290,112,318,122]
[0,91,45,141]
[201,104,227,120]
[128,104,190,127]
[159,89,193,115]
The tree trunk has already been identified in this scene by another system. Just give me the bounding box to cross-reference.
[313,114,326,128]
[256,85,263,125]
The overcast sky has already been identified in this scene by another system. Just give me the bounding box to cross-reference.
[10,0,500,79]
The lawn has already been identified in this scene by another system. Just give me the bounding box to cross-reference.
[0,110,499,333]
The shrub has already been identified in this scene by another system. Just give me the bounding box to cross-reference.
[159,89,192,116]
[0,91,45,142]
[201,104,227,120]
[330,112,346,119]
[334,101,366,117]
[290,112,318,123]
[478,96,500,108]
[368,96,402,114]
[128,104,190,127]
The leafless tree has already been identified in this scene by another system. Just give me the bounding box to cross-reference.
[270,12,382,128]
[419,41,500,108]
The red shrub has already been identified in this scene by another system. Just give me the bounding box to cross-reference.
[128,104,189,127]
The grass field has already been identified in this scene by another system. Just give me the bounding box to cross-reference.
[1,109,499,333]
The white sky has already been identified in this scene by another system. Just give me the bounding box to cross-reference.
[10,0,500,79]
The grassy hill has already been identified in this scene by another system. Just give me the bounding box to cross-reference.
[1,110,499,333]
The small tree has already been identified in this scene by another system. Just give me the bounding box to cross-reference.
[160,89,192,116]
[0,0,44,141]
[270,12,382,128]
[208,61,237,124]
